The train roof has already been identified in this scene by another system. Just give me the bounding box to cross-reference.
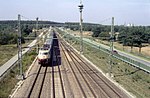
[44,38,53,45]
[44,31,54,45]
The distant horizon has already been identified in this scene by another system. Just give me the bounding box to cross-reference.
[0,19,149,26]
[0,0,149,26]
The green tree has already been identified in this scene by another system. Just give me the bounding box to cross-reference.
[98,32,110,40]
[92,27,101,37]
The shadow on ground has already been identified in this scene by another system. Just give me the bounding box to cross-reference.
[114,69,141,77]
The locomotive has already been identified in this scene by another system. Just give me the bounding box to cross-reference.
[37,30,54,65]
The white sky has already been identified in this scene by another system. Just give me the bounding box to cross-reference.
[0,0,150,25]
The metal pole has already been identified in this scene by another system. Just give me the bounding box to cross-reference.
[35,17,38,37]
[111,17,114,51]
[78,0,84,54]
[18,14,24,79]
[109,17,114,77]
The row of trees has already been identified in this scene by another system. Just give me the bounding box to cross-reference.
[0,24,17,45]
[92,26,150,53]
[0,33,17,45]
[0,20,63,45]
[118,26,150,52]
[0,24,33,45]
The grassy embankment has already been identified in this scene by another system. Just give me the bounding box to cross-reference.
[58,29,150,98]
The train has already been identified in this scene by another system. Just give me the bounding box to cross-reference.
[37,29,54,65]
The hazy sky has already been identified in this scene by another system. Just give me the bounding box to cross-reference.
[0,0,150,25]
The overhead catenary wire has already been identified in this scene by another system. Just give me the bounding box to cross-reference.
[99,17,111,24]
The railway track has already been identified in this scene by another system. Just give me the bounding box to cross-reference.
[13,32,130,98]
[53,38,66,98]
[60,42,97,98]
[13,35,66,98]
[58,33,129,98]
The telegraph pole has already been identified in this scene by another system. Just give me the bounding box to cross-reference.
[35,17,38,37]
[109,17,114,77]
[18,14,24,79]
[36,17,39,54]
[110,17,114,51]
[78,0,84,54]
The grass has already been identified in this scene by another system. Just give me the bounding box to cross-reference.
[64,36,150,98]
[0,49,37,98]
[0,45,18,67]
[0,69,18,98]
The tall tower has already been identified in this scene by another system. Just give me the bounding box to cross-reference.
[78,0,84,54]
